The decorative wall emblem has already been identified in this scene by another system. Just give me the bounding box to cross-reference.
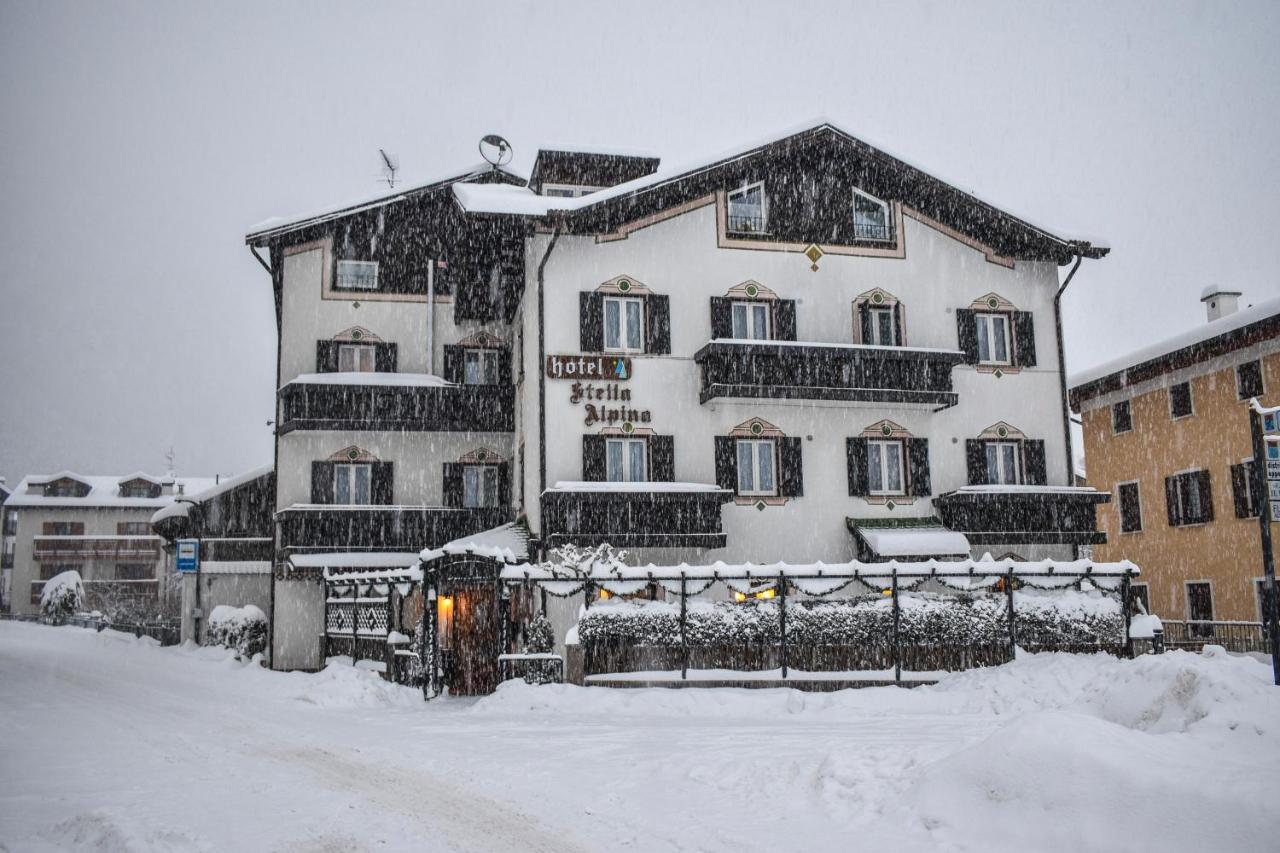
[804,244,824,271]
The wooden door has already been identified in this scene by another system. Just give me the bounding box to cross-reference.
[449,585,499,695]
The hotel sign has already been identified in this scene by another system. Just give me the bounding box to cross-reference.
[546,354,632,381]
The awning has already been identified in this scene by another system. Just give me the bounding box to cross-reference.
[290,552,421,570]
[851,524,970,558]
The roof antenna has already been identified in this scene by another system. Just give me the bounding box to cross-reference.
[479,134,513,171]
[378,149,399,189]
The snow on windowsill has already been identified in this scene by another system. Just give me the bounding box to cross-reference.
[949,485,1106,496]
[282,372,453,390]
[546,481,728,493]
[707,338,964,356]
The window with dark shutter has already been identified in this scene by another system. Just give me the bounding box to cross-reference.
[906,438,931,496]
[1112,400,1132,434]
[956,309,979,365]
[310,461,335,504]
[1237,360,1264,400]
[774,300,797,341]
[582,435,607,481]
[1169,382,1193,419]
[316,341,341,373]
[778,437,804,497]
[1012,312,1036,367]
[441,463,463,508]
[847,437,870,496]
[1167,470,1212,526]
[580,292,604,352]
[442,345,464,383]
[371,462,394,505]
[374,343,398,373]
[1118,482,1142,533]
[710,297,734,340]
[965,439,988,485]
[714,436,738,492]
[645,294,671,354]
[1231,462,1259,518]
[1022,440,1047,486]
[649,435,675,482]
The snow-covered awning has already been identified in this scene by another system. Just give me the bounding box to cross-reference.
[292,552,421,571]
[420,523,529,565]
[280,372,453,391]
[854,526,971,558]
[545,481,728,494]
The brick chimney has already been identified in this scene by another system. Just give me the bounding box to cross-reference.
[1200,286,1242,322]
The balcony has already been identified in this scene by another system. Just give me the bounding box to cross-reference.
[1,552,13,569]
[278,374,514,434]
[541,482,733,549]
[277,505,512,557]
[32,535,163,560]
[935,486,1111,546]
[693,340,963,408]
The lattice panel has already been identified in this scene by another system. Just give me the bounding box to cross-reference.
[357,603,389,636]
[326,602,354,635]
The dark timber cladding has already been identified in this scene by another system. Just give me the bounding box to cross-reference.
[549,125,1107,264]
[541,488,733,548]
[934,490,1112,545]
[694,340,963,407]
[277,382,515,433]
[528,150,660,193]
[277,506,511,562]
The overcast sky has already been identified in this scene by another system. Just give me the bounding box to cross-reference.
[1,0,1277,486]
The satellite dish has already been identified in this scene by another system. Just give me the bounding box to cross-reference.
[378,149,399,188]
[479,134,513,168]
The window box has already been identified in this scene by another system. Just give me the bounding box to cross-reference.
[540,484,732,549]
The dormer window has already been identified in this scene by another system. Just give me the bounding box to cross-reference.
[852,189,891,241]
[727,182,767,233]
[336,260,378,290]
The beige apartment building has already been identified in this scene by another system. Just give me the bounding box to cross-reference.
[1070,289,1280,624]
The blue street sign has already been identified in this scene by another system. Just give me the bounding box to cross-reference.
[176,540,199,573]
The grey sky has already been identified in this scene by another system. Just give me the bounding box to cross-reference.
[1,0,1277,485]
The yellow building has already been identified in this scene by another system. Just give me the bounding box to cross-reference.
[1070,289,1280,624]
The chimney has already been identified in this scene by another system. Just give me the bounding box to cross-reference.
[1201,286,1242,322]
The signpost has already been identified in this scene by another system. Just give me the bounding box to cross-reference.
[1249,401,1280,686]
[176,539,199,573]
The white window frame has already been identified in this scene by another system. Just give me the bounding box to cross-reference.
[867,439,905,496]
[603,296,645,353]
[1116,479,1143,534]
[1236,360,1264,401]
[975,312,1012,365]
[605,437,648,483]
[727,181,768,234]
[730,301,771,341]
[867,306,897,346]
[338,343,376,373]
[736,438,777,497]
[463,348,500,385]
[462,464,499,509]
[333,463,372,505]
[985,440,1021,485]
[336,259,379,290]
[542,183,602,198]
[1168,381,1194,420]
[1111,399,1132,435]
[852,188,892,241]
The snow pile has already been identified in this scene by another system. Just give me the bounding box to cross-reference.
[205,604,267,659]
[287,660,421,710]
[39,570,84,623]
[39,809,210,853]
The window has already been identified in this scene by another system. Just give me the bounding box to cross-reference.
[985,441,1021,485]
[333,463,372,505]
[1112,400,1132,434]
[120,482,155,498]
[1118,482,1142,533]
[336,259,378,290]
[462,465,498,508]
[463,349,500,385]
[117,522,150,536]
[604,297,644,352]
[338,344,376,373]
[1237,360,1264,400]
[975,313,1011,364]
[731,302,771,340]
[1186,582,1214,636]
[867,440,905,495]
[1129,583,1151,617]
[1231,461,1260,519]
[866,306,897,346]
[1167,470,1212,526]
[606,438,647,483]
[43,521,84,536]
[115,563,152,581]
[542,184,600,198]
[727,182,767,233]
[736,439,776,496]
[1169,381,1193,419]
[852,189,891,241]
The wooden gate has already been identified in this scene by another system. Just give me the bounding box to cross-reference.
[447,584,500,695]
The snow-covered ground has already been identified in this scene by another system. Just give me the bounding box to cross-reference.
[1,621,1277,853]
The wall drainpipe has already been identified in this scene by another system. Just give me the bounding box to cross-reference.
[535,226,562,558]
[1054,250,1085,559]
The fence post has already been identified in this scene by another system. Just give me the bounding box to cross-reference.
[352,586,360,667]
[1005,569,1017,663]
[892,572,901,686]
[1120,573,1133,659]
[679,575,688,681]
[778,573,788,680]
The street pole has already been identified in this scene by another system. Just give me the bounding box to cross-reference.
[1248,403,1280,686]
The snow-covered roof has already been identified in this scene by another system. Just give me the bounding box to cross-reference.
[1070,295,1280,391]
[453,182,576,216]
[420,523,529,565]
[854,526,971,557]
[546,481,728,494]
[149,502,190,525]
[281,372,453,390]
[182,464,273,505]
[246,162,526,240]
[290,552,422,570]
[6,473,219,509]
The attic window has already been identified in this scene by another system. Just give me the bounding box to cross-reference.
[542,184,600,198]
[727,182,767,234]
[852,189,891,241]
[336,260,378,290]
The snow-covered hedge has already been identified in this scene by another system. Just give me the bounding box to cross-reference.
[206,605,267,659]
[577,591,1123,649]
[40,570,85,624]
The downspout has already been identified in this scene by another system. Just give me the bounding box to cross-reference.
[249,241,281,668]
[536,225,562,551]
[1054,250,1084,560]
[426,260,436,375]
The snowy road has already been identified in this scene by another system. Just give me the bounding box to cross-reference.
[1,621,1277,853]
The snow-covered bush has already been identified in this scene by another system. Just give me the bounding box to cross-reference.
[577,591,1123,650]
[522,613,559,685]
[206,604,267,659]
[40,570,84,624]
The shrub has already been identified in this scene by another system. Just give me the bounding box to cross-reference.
[40,571,84,625]
[206,605,267,659]
[522,613,559,685]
